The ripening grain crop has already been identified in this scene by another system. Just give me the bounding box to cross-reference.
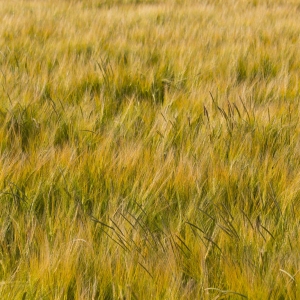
[0,0,299,299]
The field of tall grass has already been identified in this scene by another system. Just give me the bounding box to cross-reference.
[0,0,300,298]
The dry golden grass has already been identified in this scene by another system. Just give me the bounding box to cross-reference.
[0,0,300,299]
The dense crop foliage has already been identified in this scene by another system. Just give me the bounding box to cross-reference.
[0,0,300,298]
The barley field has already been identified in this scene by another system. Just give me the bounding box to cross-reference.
[0,0,300,299]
